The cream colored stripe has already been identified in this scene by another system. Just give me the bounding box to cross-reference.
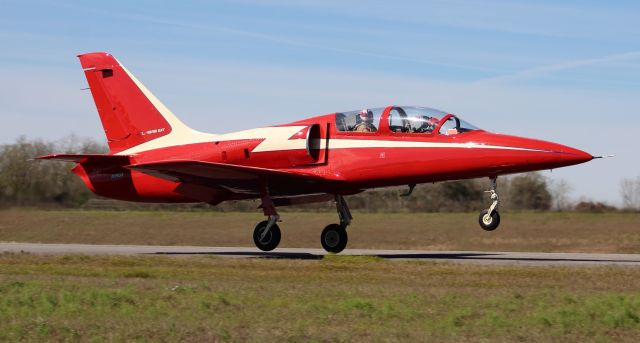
[323,139,553,152]
[114,59,217,155]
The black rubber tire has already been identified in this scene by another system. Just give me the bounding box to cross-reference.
[479,210,500,231]
[253,220,281,251]
[321,224,348,253]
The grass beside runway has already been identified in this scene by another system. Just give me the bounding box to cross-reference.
[1,209,639,253]
[1,254,640,342]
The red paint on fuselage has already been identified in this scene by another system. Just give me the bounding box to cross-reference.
[78,109,591,203]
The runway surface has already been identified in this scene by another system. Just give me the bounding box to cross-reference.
[2,242,640,266]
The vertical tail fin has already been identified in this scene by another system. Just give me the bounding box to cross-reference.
[78,52,197,154]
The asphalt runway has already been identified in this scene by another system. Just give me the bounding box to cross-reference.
[2,243,640,267]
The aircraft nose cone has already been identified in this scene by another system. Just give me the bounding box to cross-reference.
[561,146,593,164]
[530,140,593,169]
[526,139,593,168]
[482,133,594,172]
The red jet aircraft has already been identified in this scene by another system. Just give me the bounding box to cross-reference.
[40,52,596,253]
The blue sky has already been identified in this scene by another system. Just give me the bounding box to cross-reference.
[1,0,638,204]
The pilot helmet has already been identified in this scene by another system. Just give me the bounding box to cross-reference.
[359,109,373,123]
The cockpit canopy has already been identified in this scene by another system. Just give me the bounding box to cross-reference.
[438,114,481,135]
[335,108,385,133]
[335,106,480,135]
[388,106,447,134]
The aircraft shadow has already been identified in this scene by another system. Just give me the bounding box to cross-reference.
[150,251,640,264]
[373,253,640,264]
[152,251,323,260]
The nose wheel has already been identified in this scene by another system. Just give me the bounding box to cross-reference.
[479,209,500,231]
[479,177,501,231]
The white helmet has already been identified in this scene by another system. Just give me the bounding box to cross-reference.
[359,109,373,122]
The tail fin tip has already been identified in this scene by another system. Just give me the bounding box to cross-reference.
[77,52,117,70]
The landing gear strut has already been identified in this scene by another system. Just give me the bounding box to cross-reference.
[251,191,353,253]
[253,191,281,251]
[479,177,500,231]
[320,195,352,253]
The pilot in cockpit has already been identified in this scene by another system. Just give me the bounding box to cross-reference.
[414,116,438,133]
[353,109,377,132]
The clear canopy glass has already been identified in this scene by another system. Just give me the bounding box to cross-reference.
[335,106,481,135]
[388,106,449,133]
[335,107,385,132]
[438,115,481,135]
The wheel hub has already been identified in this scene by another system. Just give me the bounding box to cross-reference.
[483,214,493,225]
[325,231,339,247]
[259,230,272,244]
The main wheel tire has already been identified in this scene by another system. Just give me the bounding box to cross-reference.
[253,220,281,251]
[321,224,348,253]
[479,210,500,231]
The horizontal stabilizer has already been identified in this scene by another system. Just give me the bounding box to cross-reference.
[36,154,130,164]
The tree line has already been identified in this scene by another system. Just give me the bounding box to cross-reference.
[0,136,637,212]
[0,136,105,207]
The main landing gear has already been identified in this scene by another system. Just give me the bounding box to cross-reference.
[479,177,500,231]
[320,195,352,253]
[253,217,281,251]
[252,193,353,253]
[253,192,281,251]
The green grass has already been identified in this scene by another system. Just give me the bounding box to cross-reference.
[1,254,640,342]
[2,209,640,341]
[1,209,639,253]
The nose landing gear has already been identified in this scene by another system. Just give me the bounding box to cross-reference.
[479,177,500,231]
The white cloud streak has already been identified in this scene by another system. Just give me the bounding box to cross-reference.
[51,2,500,73]
[474,51,640,84]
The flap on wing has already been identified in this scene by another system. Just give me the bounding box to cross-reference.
[173,182,252,206]
[127,160,324,181]
[36,154,130,164]
[125,160,330,194]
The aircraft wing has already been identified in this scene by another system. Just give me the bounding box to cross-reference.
[125,160,333,195]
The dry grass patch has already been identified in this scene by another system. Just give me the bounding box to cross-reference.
[1,209,639,253]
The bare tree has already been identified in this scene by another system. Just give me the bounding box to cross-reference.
[549,178,573,211]
[621,176,640,210]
